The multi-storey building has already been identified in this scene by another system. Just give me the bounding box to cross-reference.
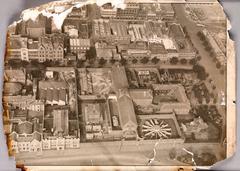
[4,69,26,84]
[95,42,120,61]
[100,3,117,18]
[9,118,43,153]
[67,6,87,19]
[7,35,28,61]
[159,4,175,20]
[116,3,140,20]
[16,14,51,39]
[42,136,80,150]
[7,33,65,62]
[38,34,64,62]
[151,84,191,115]
[69,38,90,60]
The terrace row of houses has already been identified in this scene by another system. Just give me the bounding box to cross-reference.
[99,3,175,21]
[11,132,80,153]
[8,107,80,153]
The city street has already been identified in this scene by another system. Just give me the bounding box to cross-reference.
[173,4,226,95]
[16,141,224,166]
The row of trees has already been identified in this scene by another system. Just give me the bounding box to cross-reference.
[197,31,225,75]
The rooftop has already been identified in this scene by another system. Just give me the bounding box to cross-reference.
[152,84,189,104]
[117,95,137,129]
[4,82,23,96]
[39,81,67,90]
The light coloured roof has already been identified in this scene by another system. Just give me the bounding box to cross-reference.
[117,95,137,129]
[129,89,153,100]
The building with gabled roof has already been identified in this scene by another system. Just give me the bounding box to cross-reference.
[9,117,43,153]
[117,94,137,139]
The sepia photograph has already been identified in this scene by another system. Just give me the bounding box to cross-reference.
[1,0,236,170]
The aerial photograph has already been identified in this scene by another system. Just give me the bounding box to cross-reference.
[2,0,228,167]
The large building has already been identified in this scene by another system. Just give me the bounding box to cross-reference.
[152,84,191,115]
[16,14,51,39]
[7,35,28,61]
[116,3,140,20]
[100,3,117,18]
[95,42,120,60]
[53,109,69,136]
[7,33,65,62]
[117,94,138,139]
[9,115,43,153]
[69,38,90,60]
[159,4,175,20]
[109,21,131,44]
[38,34,64,62]
[137,112,184,141]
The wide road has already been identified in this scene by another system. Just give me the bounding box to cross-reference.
[16,141,223,166]
[173,4,226,95]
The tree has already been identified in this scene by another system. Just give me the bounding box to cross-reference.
[21,60,30,67]
[77,60,85,67]
[170,57,179,65]
[210,51,216,58]
[196,56,202,61]
[220,69,225,75]
[169,148,177,160]
[197,31,203,38]
[180,58,187,64]
[110,58,116,64]
[88,59,95,65]
[132,58,138,64]
[205,73,209,78]
[86,46,96,60]
[206,96,211,104]
[99,58,107,65]
[193,64,207,80]
[216,62,221,69]
[141,57,149,64]
[205,46,212,52]
[200,36,206,41]
[120,58,127,65]
[151,57,160,64]
[189,58,196,65]
[202,41,209,47]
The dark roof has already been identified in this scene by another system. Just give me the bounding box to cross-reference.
[26,15,48,29]
[149,43,167,54]
[16,121,33,134]
[11,110,28,122]
[53,89,59,101]
[46,89,53,102]
[169,24,185,39]
[39,81,67,90]
[59,89,66,102]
